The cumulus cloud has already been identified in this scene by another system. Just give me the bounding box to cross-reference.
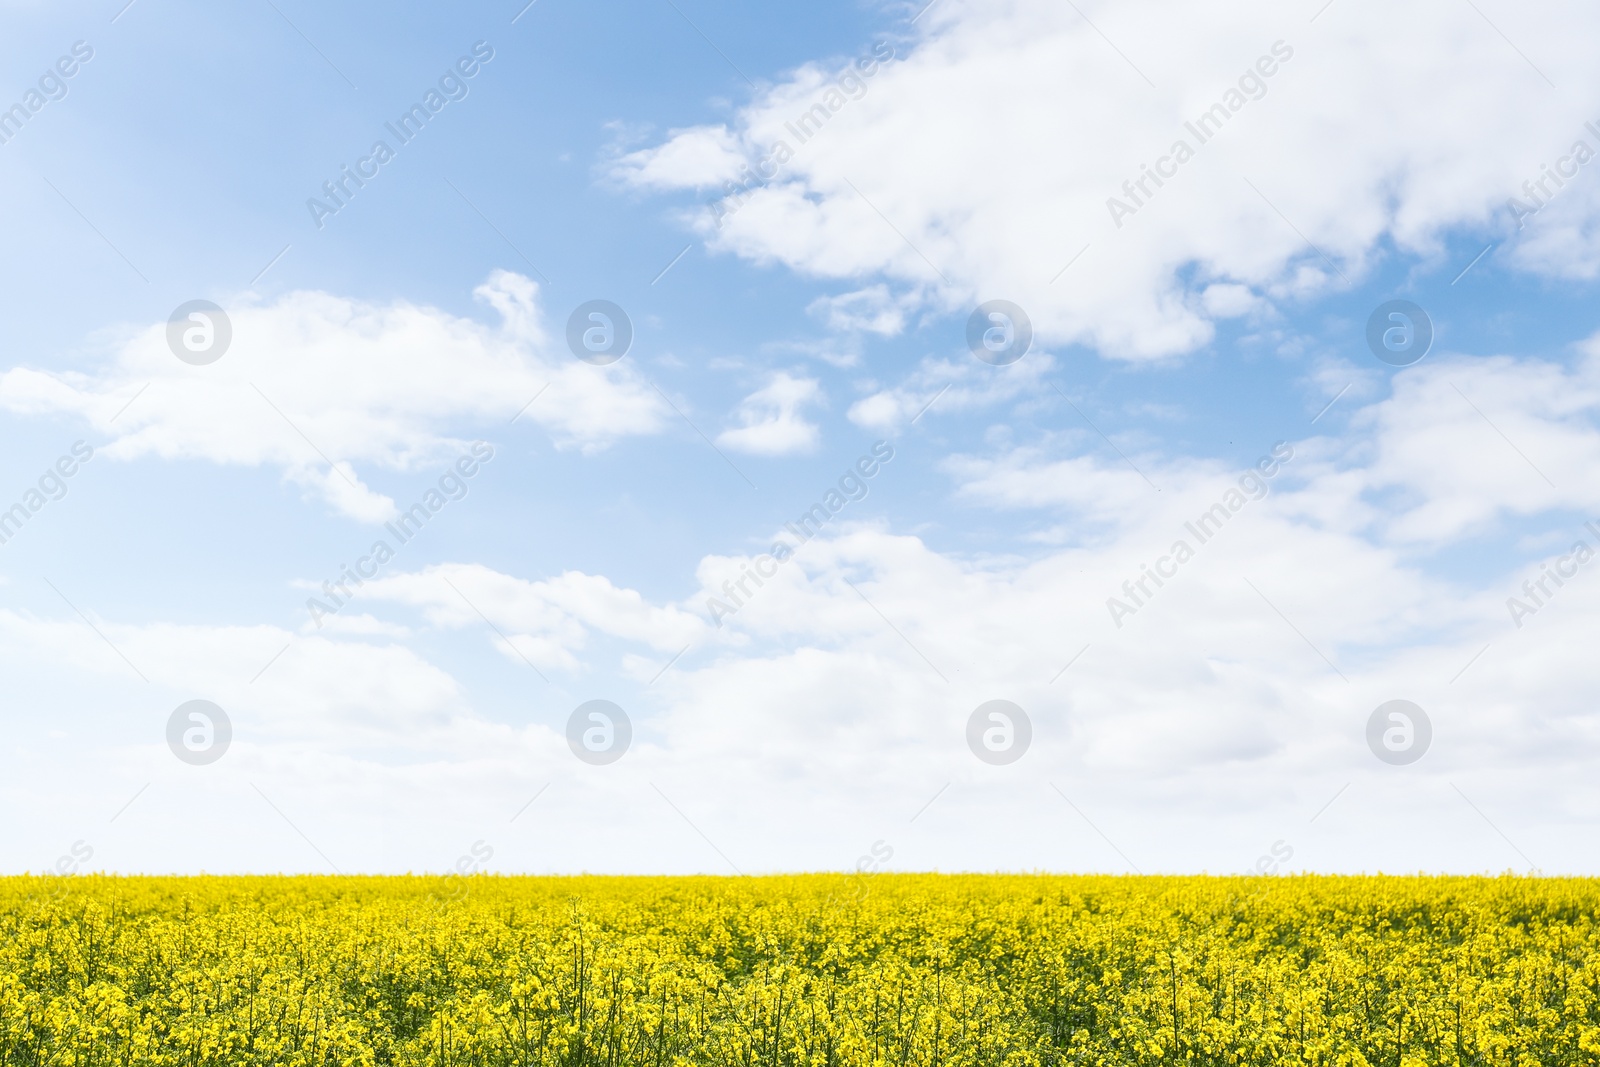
[847,350,1054,431]
[611,125,747,190]
[716,372,824,455]
[0,611,467,744]
[807,284,920,336]
[9,351,1600,873]
[616,0,1600,359]
[360,562,708,672]
[1348,350,1600,543]
[402,351,1600,805]
[0,271,668,521]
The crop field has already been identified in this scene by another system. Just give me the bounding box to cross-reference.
[1,874,1596,1066]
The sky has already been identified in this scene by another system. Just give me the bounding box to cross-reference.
[2,0,1599,877]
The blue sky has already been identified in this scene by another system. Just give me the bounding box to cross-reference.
[3,0,1600,876]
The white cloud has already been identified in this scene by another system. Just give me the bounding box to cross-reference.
[422,351,1600,806]
[807,284,919,336]
[847,351,1054,431]
[944,438,1187,534]
[611,125,746,191]
[617,0,1600,359]
[716,372,824,455]
[299,612,412,638]
[1201,282,1263,319]
[9,351,1600,873]
[360,562,707,671]
[0,272,668,521]
[1335,349,1600,544]
[0,611,466,744]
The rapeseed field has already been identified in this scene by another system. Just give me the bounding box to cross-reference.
[2,873,1595,1065]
